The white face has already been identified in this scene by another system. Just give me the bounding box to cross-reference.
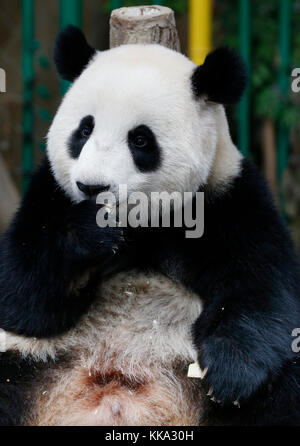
[47,44,220,203]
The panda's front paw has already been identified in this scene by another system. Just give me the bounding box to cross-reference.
[66,200,127,264]
[197,335,269,405]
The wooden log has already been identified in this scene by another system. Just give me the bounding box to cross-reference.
[110,5,181,51]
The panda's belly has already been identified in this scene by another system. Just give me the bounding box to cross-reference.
[7,271,204,426]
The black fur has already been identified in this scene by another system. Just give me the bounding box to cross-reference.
[199,357,300,425]
[0,351,46,426]
[68,115,95,159]
[54,25,96,82]
[132,158,300,416]
[0,157,133,338]
[191,47,248,104]
[1,157,300,424]
[128,125,162,172]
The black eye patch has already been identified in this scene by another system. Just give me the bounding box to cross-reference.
[68,115,95,159]
[127,125,162,173]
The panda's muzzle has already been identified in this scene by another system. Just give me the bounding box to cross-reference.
[76,182,110,199]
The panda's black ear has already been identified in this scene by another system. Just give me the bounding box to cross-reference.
[191,47,248,105]
[54,25,96,82]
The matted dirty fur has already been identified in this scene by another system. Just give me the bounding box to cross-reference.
[6,271,204,426]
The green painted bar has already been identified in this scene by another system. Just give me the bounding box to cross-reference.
[110,0,123,10]
[277,0,291,180]
[59,0,83,94]
[277,0,291,215]
[238,0,251,157]
[21,0,35,193]
[152,1,165,4]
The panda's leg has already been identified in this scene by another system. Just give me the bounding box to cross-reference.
[190,161,300,406]
[202,355,300,425]
[147,159,300,407]
[0,383,23,426]
[0,156,131,338]
[189,162,300,406]
[0,351,41,426]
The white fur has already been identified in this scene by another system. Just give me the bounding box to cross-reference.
[47,44,242,206]
[6,271,201,363]
[6,271,204,426]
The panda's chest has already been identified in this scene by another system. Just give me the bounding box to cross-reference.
[25,271,204,426]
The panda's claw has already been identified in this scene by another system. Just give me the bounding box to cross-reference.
[207,386,214,397]
[206,386,222,404]
[196,334,270,404]
[200,366,208,380]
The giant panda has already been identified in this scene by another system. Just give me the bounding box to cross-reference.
[0,25,300,426]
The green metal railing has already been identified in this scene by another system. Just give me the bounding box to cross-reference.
[237,0,292,215]
[110,0,164,8]
[59,0,83,94]
[238,0,251,158]
[21,0,35,193]
[110,0,123,9]
[277,0,291,214]
[21,0,83,192]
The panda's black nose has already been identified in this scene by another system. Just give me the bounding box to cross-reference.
[76,182,110,198]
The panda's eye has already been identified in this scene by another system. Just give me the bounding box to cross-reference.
[81,125,92,139]
[69,115,95,159]
[133,135,148,149]
[127,125,161,172]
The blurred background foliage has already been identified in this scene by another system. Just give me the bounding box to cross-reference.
[215,0,300,129]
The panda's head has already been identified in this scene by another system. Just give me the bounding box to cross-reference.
[47,26,247,203]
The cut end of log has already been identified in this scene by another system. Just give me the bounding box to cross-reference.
[112,5,172,20]
[110,5,180,52]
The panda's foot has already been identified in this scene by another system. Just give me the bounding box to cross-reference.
[198,335,269,405]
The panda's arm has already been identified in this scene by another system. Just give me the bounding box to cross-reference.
[0,157,128,338]
[0,379,23,426]
[151,159,300,404]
